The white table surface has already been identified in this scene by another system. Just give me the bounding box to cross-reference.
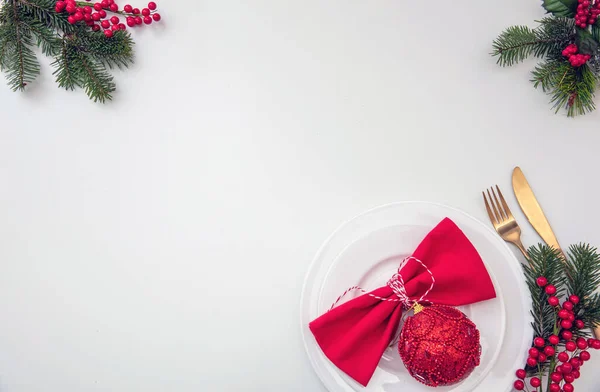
[1,1,599,391]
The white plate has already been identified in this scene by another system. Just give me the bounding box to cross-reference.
[301,202,533,392]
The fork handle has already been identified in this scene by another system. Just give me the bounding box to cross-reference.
[513,239,528,259]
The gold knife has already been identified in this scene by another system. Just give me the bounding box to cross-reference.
[512,167,564,257]
[512,166,599,339]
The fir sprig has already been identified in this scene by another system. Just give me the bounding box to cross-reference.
[492,18,575,66]
[0,0,137,101]
[564,244,600,329]
[523,245,566,339]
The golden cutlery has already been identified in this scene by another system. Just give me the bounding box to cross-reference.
[483,185,528,258]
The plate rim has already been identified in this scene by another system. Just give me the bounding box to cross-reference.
[300,201,533,392]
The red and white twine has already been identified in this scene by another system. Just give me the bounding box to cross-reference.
[329,257,436,311]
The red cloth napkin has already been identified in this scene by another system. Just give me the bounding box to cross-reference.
[308,218,496,387]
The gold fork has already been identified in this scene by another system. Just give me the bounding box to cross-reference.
[482,185,528,258]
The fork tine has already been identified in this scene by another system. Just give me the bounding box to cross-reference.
[496,185,514,219]
[487,189,501,222]
[482,191,497,225]
[490,187,507,221]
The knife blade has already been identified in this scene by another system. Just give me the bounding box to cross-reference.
[512,167,600,339]
[512,167,563,254]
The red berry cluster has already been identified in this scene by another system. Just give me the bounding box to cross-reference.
[575,0,600,28]
[562,44,591,67]
[513,277,600,391]
[54,0,161,38]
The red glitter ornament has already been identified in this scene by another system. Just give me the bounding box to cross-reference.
[398,304,481,387]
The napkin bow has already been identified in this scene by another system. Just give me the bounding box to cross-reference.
[308,218,497,386]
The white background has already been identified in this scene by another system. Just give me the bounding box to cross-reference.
[0,0,599,391]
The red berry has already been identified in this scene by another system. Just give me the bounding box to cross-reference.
[148,1,156,10]
[561,320,573,329]
[563,383,574,392]
[76,6,83,13]
[549,335,560,345]
[92,12,101,20]
[118,22,126,29]
[132,7,140,14]
[109,3,118,12]
[562,362,574,373]
[516,369,526,379]
[538,353,548,362]
[566,341,577,352]
[564,373,575,383]
[568,313,575,322]
[559,309,570,319]
[110,16,119,24]
[556,365,564,373]
[514,380,525,391]
[83,13,92,21]
[576,337,588,349]
[92,24,100,31]
[562,330,573,340]
[536,276,548,286]
[570,295,580,304]
[534,337,545,347]
[99,9,106,17]
[141,7,150,16]
[570,357,581,368]
[55,1,66,11]
[101,0,109,6]
[104,29,113,37]
[558,351,570,362]
[101,19,110,28]
[66,3,76,13]
[573,370,581,379]
[551,372,563,382]
[135,16,142,24]
[143,15,152,24]
[593,339,600,349]
[544,346,555,356]
[67,15,76,23]
[527,357,538,367]
[529,347,540,358]
[82,5,92,13]
[126,16,135,26]
[545,284,557,295]
[530,377,541,387]
[123,4,132,12]
[580,350,591,361]
[550,384,561,392]
[152,12,160,21]
[85,19,94,25]
[93,2,102,10]
[548,296,560,306]
[110,24,119,30]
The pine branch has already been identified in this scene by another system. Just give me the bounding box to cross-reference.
[15,0,73,32]
[51,37,80,90]
[550,64,596,116]
[70,27,134,69]
[52,35,116,101]
[1,0,40,91]
[524,245,566,339]
[564,244,600,329]
[76,51,114,102]
[492,19,575,66]
[19,16,60,56]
